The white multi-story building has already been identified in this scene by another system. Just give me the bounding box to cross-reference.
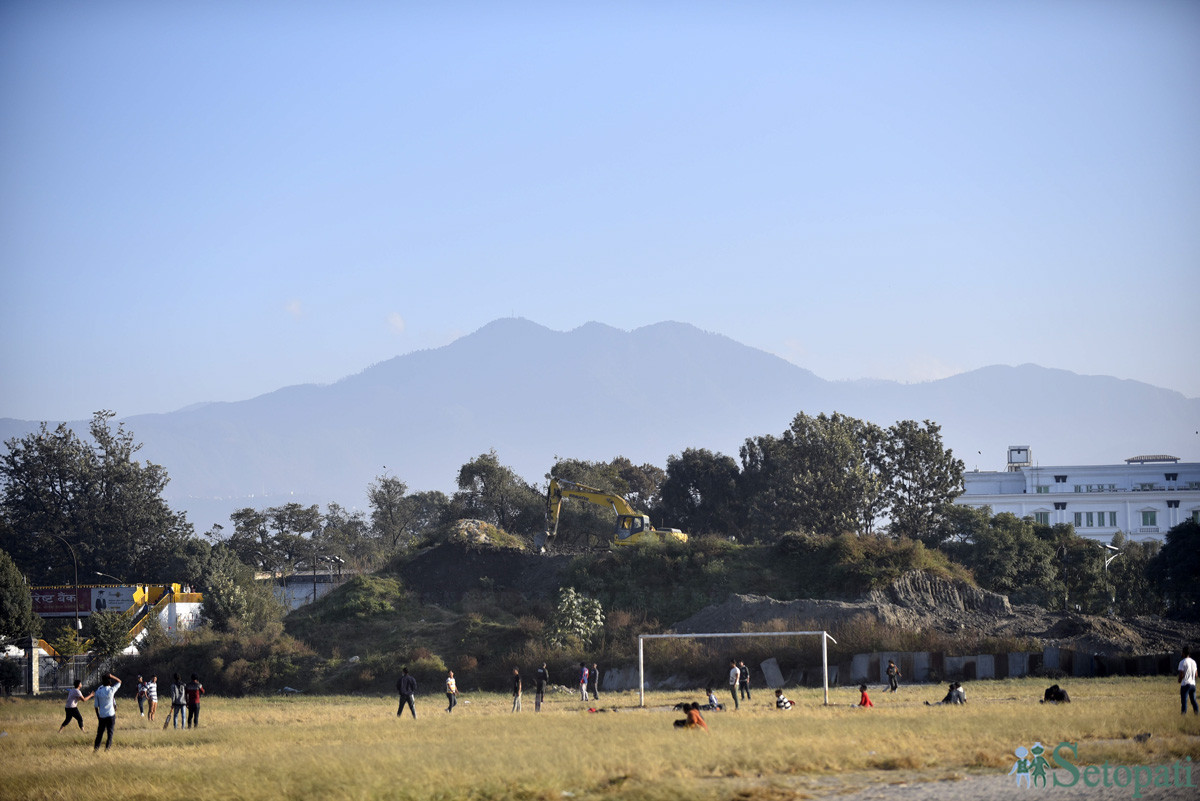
[955,446,1200,542]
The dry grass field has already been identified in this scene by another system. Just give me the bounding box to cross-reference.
[1,677,1197,801]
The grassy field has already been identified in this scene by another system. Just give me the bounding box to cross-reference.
[1,677,1197,801]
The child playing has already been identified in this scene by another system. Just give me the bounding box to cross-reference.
[774,689,793,709]
[858,683,874,707]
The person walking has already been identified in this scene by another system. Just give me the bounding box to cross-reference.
[164,673,187,730]
[728,660,740,710]
[886,660,901,693]
[578,662,589,702]
[590,663,600,701]
[445,670,457,713]
[535,663,549,712]
[396,667,417,718]
[136,675,148,717]
[59,680,92,733]
[511,668,523,712]
[92,673,122,751]
[1179,646,1198,715]
[146,675,159,722]
[184,673,205,728]
[738,661,751,701]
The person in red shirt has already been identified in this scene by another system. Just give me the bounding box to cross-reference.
[859,684,874,707]
[184,674,205,728]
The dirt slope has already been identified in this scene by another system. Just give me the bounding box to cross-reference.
[670,572,1199,656]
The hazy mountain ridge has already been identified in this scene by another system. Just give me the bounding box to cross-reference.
[2,318,1197,531]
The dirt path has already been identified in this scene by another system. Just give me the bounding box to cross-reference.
[703,768,1197,800]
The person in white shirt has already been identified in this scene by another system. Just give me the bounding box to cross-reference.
[728,660,740,710]
[146,675,159,722]
[59,680,93,732]
[1179,646,1198,715]
[445,670,458,713]
[92,673,122,751]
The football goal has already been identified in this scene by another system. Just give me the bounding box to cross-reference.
[636,630,838,706]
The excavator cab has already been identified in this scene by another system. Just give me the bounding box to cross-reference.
[614,514,648,543]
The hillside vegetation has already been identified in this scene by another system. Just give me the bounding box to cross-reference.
[258,535,968,695]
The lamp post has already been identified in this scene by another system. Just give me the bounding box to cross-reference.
[46,534,82,631]
[1100,543,1121,571]
[94,571,125,584]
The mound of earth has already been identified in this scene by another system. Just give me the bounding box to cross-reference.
[396,540,572,604]
[669,571,1200,657]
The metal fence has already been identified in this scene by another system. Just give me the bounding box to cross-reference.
[0,654,99,696]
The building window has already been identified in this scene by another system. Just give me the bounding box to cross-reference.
[1109,512,1117,527]
[1141,511,1157,527]
[1074,512,1082,527]
[1194,510,1200,525]
[1165,473,1178,482]
[1034,512,1050,526]
[1036,485,1049,494]
[1074,485,1082,493]
[1167,500,1179,509]
[1054,502,1067,511]
[1054,475,1067,483]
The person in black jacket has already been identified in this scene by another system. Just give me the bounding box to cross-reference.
[535,663,549,712]
[397,668,417,718]
[1041,684,1070,704]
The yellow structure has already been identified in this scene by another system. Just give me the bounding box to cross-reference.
[538,477,688,551]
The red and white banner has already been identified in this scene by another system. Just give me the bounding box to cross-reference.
[31,586,140,617]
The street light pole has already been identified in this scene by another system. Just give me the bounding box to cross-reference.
[46,534,82,631]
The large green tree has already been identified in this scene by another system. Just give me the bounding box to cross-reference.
[1107,532,1163,617]
[367,475,416,550]
[1148,520,1200,620]
[657,448,741,537]
[739,412,885,538]
[225,503,321,574]
[942,511,1061,606]
[0,546,41,645]
[199,545,285,633]
[882,420,964,543]
[0,411,194,585]
[452,451,542,538]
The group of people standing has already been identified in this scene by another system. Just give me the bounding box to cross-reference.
[726,660,752,709]
[57,671,205,751]
[397,661,604,717]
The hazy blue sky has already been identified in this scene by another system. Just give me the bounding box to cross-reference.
[3,1,1198,422]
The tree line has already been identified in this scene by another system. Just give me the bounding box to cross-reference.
[2,410,1198,649]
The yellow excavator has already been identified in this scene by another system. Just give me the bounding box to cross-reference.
[535,477,689,552]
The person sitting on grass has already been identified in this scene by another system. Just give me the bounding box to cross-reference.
[704,687,724,711]
[858,684,874,708]
[926,682,966,705]
[774,689,793,710]
[672,702,709,731]
[1041,684,1070,704]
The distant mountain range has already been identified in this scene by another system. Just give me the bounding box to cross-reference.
[3,318,1198,532]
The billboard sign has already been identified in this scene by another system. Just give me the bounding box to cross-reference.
[31,585,140,617]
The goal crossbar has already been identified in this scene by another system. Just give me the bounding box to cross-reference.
[636,630,838,707]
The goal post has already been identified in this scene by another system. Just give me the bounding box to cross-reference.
[636,630,838,707]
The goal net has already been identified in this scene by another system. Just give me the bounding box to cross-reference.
[636,630,838,706]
